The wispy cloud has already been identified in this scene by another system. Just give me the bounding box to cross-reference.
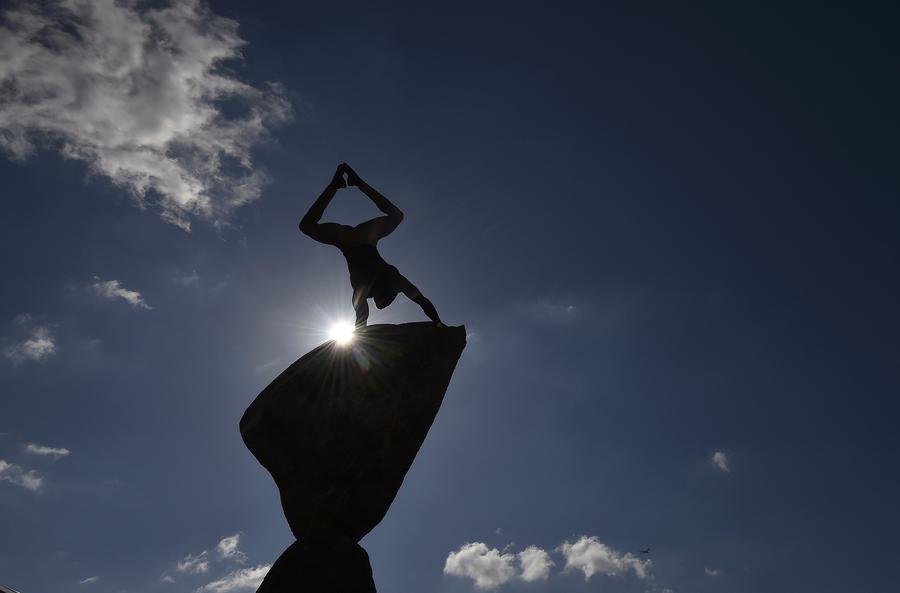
[557,536,651,581]
[517,546,554,582]
[711,451,730,473]
[172,270,201,288]
[216,533,248,563]
[24,443,71,459]
[78,576,100,584]
[3,314,56,364]
[177,551,210,575]
[195,565,270,593]
[91,277,152,309]
[0,0,291,230]
[444,543,517,590]
[522,299,579,323]
[705,567,724,576]
[0,459,44,491]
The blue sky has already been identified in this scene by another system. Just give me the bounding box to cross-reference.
[1,1,899,592]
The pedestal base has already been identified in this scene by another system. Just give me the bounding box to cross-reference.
[257,535,377,593]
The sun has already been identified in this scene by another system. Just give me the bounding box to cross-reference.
[328,321,355,345]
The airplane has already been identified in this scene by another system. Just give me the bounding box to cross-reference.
[639,549,651,554]
[1,585,22,593]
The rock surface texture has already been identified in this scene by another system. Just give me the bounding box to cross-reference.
[241,322,465,591]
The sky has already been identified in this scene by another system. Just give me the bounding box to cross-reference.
[1,1,899,592]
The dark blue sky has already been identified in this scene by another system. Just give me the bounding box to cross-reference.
[1,1,899,592]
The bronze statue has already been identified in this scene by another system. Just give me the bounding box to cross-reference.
[300,163,443,328]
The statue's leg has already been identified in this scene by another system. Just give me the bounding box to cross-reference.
[353,286,370,328]
[400,282,442,325]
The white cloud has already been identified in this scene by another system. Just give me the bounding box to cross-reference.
[91,277,152,309]
[517,546,554,582]
[216,533,248,563]
[0,459,44,491]
[0,0,291,230]
[557,536,651,581]
[711,451,730,473]
[3,315,56,364]
[78,576,100,584]
[24,443,71,459]
[177,551,210,574]
[705,567,724,576]
[195,565,270,593]
[161,574,176,584]
[444,542,517,590]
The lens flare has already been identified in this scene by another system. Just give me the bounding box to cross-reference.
[328,321,355,345]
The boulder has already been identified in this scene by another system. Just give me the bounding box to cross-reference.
[256,535,376,593]
[240,322,466,542]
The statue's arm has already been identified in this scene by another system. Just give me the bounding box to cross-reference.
[299,171,347,245]
[344,164,404,239]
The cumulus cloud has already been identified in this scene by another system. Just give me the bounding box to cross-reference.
[711,451,730,473]
[216,533,248,563]
[195,565,270,593]
[24,443,71,459]
[0,0,291,230]
[444,543,517,590]
[705,567,724,576]
[557,536,651,581]
[78,576,100,584]
[517,546,554,582]
[91,277,152,309]
[0,459,44,491]
[177,552,210,575]
[3,315,56,364]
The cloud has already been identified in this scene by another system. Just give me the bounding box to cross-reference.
[177,551,210,575]
[705,567,724,576]
[161,574,176,584]
[517,546,554,582]
[3,315,56,364]
[444,543,517,590]
[216,533,248,563]
[523,299,578,323]
[711,451,730,473]
[172,270,201,288]
[0,459,44,491]
[24,443,71,459]
[0,0,291,230]
[195,565,270,593]
[91,277,152,309]
[78,576,100,584]
[557,536,651,581]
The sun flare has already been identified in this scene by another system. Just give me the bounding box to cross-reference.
[328,321,355,345]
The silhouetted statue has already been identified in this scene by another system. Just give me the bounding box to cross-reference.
[300,163,442,328]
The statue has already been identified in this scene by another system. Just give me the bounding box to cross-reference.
[299,163,442,328]
[242,164,466,592]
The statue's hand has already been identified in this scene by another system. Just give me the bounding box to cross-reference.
[338,162,362,186]
[331,166,347,189]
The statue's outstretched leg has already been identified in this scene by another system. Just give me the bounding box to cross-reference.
[353,287,370,328]
[402,284,442,325]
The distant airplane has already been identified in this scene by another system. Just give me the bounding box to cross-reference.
[639,549,651,554]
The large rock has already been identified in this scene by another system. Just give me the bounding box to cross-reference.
[240,322,466,542]
[256,536,376,593]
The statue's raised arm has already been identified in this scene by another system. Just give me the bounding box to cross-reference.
[344,163,404,243]
[298,165,350,246]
